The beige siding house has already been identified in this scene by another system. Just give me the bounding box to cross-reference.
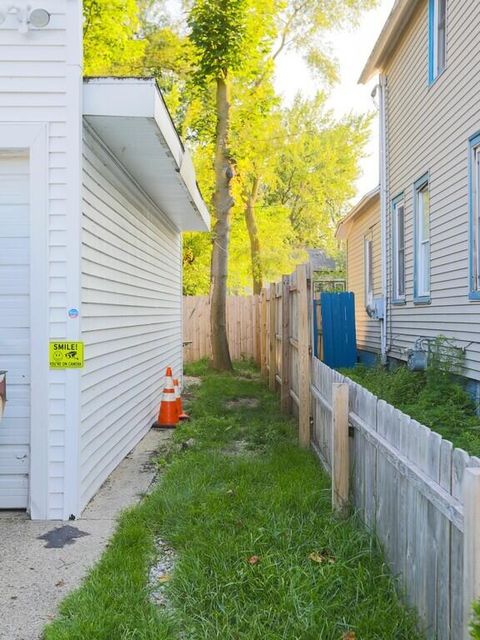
[337,189,382,361]
[354,0,480,390]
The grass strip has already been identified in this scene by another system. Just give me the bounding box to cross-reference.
[44,360,421,640]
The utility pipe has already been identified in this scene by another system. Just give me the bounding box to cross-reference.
[378,74,389,365]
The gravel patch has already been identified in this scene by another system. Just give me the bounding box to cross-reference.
[148,539,177,608]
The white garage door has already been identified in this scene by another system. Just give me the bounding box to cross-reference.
[0,153,30,508]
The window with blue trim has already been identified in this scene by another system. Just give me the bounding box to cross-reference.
[414,176,430,302]
[392,195,405,302]
[469,133,480,298]
[429,0,447,83]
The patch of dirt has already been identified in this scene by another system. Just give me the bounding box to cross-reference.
[221,440,258,457]
[226,397,259,409]
[149,538,177,608]
[183,376,201,387]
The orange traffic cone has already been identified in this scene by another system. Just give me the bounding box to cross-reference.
[152,367,179,429]
[174,378,190,421]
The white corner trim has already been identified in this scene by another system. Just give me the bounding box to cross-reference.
[0,123,50,519]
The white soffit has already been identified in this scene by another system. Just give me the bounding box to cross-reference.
[83,78,210,232]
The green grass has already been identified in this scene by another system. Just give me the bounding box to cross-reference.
[44,361,421,640]
[343,363,480,456]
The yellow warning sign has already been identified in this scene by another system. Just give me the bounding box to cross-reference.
[49,341,84,369]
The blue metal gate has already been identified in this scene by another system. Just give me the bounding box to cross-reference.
[315,292,357,368]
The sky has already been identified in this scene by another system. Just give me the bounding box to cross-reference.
[274,0,395,200]
[165,0,395,200]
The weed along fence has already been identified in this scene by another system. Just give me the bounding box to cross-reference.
[310,359,480,640]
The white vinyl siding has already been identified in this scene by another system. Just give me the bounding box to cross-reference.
[79,130,182,511]
[0,154,30,508]
[345,199,381,355]
[384,0,480,379]
[0,1,82,519]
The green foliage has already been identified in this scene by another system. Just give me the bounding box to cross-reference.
[343,345,480,455]
[44,363,420,639]
[83,0,146,75]
[83,1,379,294]
[188,0,270,83]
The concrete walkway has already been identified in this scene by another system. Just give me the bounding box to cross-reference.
[0,429,172,640]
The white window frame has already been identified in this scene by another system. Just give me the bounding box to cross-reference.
[414,176,431,302]
[364,235,373,306]
[392,196,406,302]
[469,135,480,297]
[430,0,447,82]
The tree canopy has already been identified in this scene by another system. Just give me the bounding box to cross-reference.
[83,0,377,296]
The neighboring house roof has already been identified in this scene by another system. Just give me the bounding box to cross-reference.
[359,0,419,83]
[336,187,380,240]
[307,249,338,272]
[83,77,210,232]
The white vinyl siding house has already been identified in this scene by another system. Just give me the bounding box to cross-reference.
[359,0,480,384]
[0,3,209,519]
[79,130,183,510]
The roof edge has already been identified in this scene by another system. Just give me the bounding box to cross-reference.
[336,187,380,240]
[359,0,419,84]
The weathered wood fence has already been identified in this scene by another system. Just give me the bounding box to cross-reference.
[183,295,261,363]
[311,358,480,640]
[183,264,480,639]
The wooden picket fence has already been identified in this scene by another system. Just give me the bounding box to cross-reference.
[183,263,480,639]
[311,358,480,640]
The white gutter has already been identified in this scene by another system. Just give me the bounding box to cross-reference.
[378,74,389,364]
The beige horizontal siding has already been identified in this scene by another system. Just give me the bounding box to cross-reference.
[346,200,382,355]
[384,0,480,380]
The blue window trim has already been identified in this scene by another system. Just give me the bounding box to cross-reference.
[428,0,435,84]
[428,0,447,86]
[391,192,406,305]
[469,132,480,300]
[413,173,431,304]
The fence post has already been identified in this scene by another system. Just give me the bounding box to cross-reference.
[255,296,261,365]
[463,467,480,639]
[269,282,277,391]
[297,264,310,448]
[281,275,291,414]
[260,289,267,379]
[332,382,349,516]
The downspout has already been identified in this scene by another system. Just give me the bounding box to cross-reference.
[378,73,388,365]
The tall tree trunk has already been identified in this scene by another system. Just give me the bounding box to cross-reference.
[210,75,234,371]
[244,175,263,295]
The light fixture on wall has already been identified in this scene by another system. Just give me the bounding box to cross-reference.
[29,7,50,27]
[2,5,51,32]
